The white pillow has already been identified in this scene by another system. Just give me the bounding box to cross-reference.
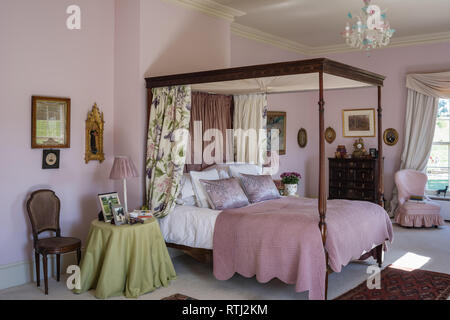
[179,173,195,199]
[176,174,197,206]
[176,195,197,206]
[228,163,263,178]
[189,169,221,208]
[203,164,230,179]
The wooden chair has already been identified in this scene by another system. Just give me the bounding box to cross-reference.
[26,189,81,294]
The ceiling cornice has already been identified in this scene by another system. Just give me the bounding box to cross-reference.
[163,0,450,55]
[163,0,245,22]
[232,22,450,56]
[308,31,450,55]
[231,23,310,55]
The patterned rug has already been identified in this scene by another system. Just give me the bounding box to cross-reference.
[335,266,450,300]
[161,293,197,300]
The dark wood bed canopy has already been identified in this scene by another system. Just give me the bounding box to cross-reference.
[145,57,386,299]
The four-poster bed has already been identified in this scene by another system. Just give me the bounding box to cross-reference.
[145,58,390,299]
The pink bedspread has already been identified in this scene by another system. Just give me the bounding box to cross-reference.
[212,197,393,300]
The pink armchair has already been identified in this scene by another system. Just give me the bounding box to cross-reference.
[394,169,444,228]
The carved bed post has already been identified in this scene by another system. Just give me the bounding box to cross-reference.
[318,70,328,299]
[377,86,384,207]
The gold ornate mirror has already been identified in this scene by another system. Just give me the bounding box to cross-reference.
[85,103,105,163]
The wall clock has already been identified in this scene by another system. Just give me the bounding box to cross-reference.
[325,127,336,144]
[297,128,307,148]
[42,149,60,169]
[383,128,399,146]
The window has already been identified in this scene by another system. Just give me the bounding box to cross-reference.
[426,98,450,192]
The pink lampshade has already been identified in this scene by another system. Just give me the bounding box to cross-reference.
[109,156,138,180]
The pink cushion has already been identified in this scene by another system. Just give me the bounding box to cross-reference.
[402,201,440,213]
[200,178,249,210]
[395,200,444,227]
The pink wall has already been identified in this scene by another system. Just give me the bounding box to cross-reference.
[0,0,115,265]
[113,0,231,211]
[321,43,450,202]
[231,34,450,202]
[1,0,449,269]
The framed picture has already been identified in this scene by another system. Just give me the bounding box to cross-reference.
[98,192,121,223]
[85,103,105,164]
[297,128,307,148]
[42,149,60,169]
[325,127,336,144]
[342,108,376,137]
[32,96,70,149]
[111,204,127,226]
[383,128,399,146]
[267,111,286,155]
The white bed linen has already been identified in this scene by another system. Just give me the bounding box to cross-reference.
[158,204,221,249]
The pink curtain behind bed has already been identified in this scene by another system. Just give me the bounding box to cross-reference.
[186,92,233,172]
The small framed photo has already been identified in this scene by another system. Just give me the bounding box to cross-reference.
[98,192,121,223]
[42,149,60,169]
[369,148,378,158]
[111,204,127,226]
[342,108,376,137]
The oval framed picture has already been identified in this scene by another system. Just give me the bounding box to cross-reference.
[383,128,399,146]
[298,128,307,148]
[325,127,336,144]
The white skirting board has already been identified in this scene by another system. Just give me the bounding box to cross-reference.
[0,250,82,291]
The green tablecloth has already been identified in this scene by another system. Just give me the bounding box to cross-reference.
[74,218,176,299]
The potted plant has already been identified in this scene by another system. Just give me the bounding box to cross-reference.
[280,172,301,196]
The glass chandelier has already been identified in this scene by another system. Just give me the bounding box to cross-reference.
[342,0,395,53]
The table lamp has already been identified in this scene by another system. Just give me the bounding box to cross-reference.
[109,156,138,213]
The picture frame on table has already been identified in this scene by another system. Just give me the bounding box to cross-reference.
[111,204,127,226]
[98,192,121,223]
[342,108,376,137]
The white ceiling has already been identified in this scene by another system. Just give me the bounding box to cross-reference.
[214,0,450,48]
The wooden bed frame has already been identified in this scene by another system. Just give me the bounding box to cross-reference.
[145,58,386,299]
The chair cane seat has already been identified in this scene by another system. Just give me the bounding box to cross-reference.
[36,237,81,254]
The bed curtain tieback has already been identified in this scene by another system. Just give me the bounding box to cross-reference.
[146,85,192,218]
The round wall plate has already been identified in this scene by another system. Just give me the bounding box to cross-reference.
[325,127,336,144]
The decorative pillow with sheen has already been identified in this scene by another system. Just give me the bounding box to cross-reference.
[189,169,221,208]
[240,174,281,203]
[199,178,250,210]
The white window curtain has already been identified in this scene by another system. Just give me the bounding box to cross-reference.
[390,71,450,216]
[233,94,268,165]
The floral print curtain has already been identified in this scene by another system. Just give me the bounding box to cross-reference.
[146,86,191,218]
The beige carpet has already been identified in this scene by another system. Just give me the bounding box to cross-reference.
[0,221,448,300]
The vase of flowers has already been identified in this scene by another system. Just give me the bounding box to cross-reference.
[280,172,301,196]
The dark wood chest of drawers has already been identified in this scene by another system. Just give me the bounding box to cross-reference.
[329,158,379,203]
